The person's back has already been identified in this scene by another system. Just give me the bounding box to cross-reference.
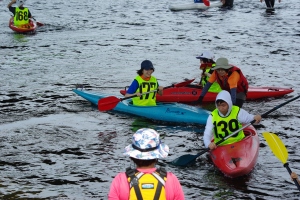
[108,128,185,200]
[8,0,32,26]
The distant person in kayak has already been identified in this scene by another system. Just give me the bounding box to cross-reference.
[125,60,164,106]
[8,0,32,27]
[196,50,222,93]
[260,0,281,9]
[108,128,185,199]
[197,57,249,108]
[291,172,300,184]
[203,90,261,150]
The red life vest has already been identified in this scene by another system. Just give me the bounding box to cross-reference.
[215,65,248,93]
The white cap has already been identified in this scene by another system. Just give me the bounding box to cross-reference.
[196,51,215,60]
[16,0,26,7]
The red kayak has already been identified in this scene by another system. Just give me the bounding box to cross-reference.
[210,125,259,178]
[120,85,294,103]
[9,17,37,33]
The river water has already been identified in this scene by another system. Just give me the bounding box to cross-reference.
[1,0,300,199]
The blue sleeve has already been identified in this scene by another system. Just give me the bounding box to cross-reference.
[9,7,15,14]
[230,88,237,104]
[200,82,212,97]
[126,80,139,94]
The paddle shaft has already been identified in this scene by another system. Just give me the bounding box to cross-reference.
[196,122,253,157]
[260,95,300,118]
[284,163,300,191]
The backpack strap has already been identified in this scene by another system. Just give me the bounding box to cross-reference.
[152,168,167,200]
[125,167,143,200]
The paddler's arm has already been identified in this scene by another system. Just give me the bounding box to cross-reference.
[124,80,141,97]
[157,86,164,96]
[228,71,240,105]
[203,115,216,149]
[198,71,217,103]
[291,172,300,184]
[8,0,16,8]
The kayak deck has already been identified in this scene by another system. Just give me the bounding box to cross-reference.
[120,85,294,103]
[209,125,259,178]
[9,17,37,33]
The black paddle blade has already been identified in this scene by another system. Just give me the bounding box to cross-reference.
[169,154,199,166]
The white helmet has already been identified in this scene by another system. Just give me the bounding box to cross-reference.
[196,50,215,60]
[16,0,26,7]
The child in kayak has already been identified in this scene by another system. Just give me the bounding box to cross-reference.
[8,0,32,27]
[196,50,222,93]
[203,90,261,150]
[125,60,164,106]
[108,128,185,199]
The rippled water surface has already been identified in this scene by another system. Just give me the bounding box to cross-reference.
[1,0,300,199]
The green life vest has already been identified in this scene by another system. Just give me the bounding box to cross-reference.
[211,105,245,145]
[201,64,222,93]
[132,75,158,106]
[126,167,167,200]
[14,7,30,26]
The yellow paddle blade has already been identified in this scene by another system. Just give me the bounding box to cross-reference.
[263,132,288,164]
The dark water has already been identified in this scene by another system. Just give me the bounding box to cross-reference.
[1,0,300,199]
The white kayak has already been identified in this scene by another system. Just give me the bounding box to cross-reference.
[169,1,223,11]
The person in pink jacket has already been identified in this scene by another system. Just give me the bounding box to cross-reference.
[108,128,185,200]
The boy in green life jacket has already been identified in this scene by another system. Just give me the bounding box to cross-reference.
[203,90,261,150]
[8,0,32,27]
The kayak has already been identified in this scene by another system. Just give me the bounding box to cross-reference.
[169,1,223,11]
[210,125,259,178]
[73,89,210,125]
[120,85,294,103]
[9,17,37,33]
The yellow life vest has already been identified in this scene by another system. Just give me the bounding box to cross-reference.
[132,75,158,106]
[126,167,167,200]
[201,64,222,93]
[14,7,30,26]
[211,105,245,145]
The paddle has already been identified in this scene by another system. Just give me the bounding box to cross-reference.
[263,132,300,191]
[203,0,210,6]
[32,17,44,26]
[170,94,300,167]
[98,78,195,112]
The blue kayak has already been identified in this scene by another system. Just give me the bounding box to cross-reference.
[73,89,210,125]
